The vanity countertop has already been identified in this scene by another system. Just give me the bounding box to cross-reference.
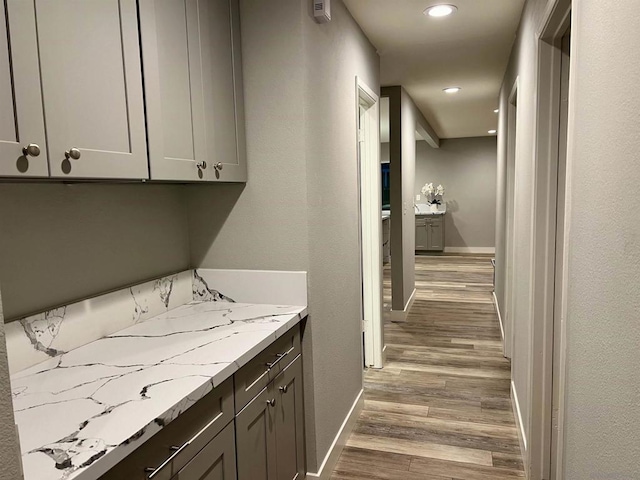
[11,301,307,480]
[415,204,447,216]
[382,211,391,220]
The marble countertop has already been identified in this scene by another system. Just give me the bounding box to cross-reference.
[415,204,446,216]
[11,301,307,480]
[382,211,390,220]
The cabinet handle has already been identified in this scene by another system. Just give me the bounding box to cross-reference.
[266,398,276,407]
[265,346,295,370]
[65,148,81,160]
[279,385,288,394]
[22,144,41,157]
[197,161,207,170]
[214,162,223,171]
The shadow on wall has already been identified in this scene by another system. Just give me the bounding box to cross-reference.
[187,183,246,266]
[442,200,468,249]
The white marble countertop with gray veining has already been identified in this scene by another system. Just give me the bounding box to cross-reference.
[11,301,307,480]
[415,204,447,216]
[382,211,391,221]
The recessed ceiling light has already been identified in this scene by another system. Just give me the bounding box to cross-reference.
[494,109,499,113]
[488,129,497,134]
[424,4,458,17]
[443,87,461,94]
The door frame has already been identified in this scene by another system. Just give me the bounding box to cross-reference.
[356,77,384,369]
[529,1,572,478]
[504,77,519,360]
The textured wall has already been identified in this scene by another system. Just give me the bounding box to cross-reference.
[562,1,640,478]
[0,184,191,320]
[188,0,379,472]
[0,289,23,479]
[415,137,497,249]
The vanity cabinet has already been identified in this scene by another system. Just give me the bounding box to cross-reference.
[416,215,445,252]
[139,0,247,182]
[0,0,48,177]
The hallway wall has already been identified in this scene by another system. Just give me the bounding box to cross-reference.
[562,1,640,478]
[497,0,640,478]
[188,0,379,473]
[415,137,497,250]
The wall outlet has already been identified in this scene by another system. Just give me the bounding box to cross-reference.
[416,194,421,201]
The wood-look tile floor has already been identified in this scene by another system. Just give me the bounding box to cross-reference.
[330,255,524,480]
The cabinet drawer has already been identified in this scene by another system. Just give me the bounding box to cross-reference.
[100,378,234,480]
[234,324,301,413]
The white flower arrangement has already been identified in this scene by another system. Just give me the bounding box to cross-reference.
[421,182,445,205]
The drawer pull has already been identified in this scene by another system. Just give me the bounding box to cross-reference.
[266,398,276,407]
[146,410,224,478]
[279,385,288,394]
[265,346,295,370]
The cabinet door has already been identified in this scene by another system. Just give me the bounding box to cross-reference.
[235,386,277,480]
[141,0,246,182]
[428,219,444,251]
[273,356,305,480]
[0,1,48,177]
[36,0,148,179]
[174,422,237,480]
[415,218,428,251]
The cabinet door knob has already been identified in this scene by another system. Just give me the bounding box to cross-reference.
[197,161,207,170]
[266,398,276,407]
[214,162,223,171]
[65,148,81,160]
[22,144,41,157]
[279,385,288,394]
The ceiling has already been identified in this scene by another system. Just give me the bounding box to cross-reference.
[344,0,525,139]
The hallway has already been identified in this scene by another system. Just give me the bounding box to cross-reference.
[331,255,525,479]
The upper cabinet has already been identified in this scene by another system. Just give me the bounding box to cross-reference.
[38,0,148,179]
[0,0,246,182]
[0,1,48,177]
[140,0,247,182]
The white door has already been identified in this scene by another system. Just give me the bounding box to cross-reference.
[37,0,148,179]
[0,1,48,177]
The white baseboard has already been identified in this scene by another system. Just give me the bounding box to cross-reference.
[493,292,505,342]
[511,381,529,474]
[390,288,416,322]
[444,247,496,254]
[306,389,364,479]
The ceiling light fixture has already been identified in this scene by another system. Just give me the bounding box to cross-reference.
[494,109,499,113]
[424,4,458,17]
[488,129,497,134]
[443,87,461,94]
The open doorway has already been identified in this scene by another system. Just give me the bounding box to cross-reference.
[357,77,384,369]
[528,2,571,478]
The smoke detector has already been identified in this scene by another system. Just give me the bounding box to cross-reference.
[314,0,331,23]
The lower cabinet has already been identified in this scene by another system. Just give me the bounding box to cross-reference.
[416,215,445,252]
[174,422,236,480]
[236,355,305,480]
[99,324,304,480]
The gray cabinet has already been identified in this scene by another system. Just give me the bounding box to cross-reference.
[37,0,148,179]
[0,0,48,177]
[382,217,391,264]
[140,0,247,182]
[173,422,237,480]
[416,215,445,252]
[235,384,278,480]
[274,357,305,480]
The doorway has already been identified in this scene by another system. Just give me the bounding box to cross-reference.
[356,77,384,369]
[529,2,572,479]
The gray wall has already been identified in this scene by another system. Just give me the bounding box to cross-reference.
[415,137,497,249]
[383,86,439,311]
[496,0,640,478]
[0,184,191,477]
[0,288,21,480]
[562,1,640,478]
[0,184,191,320]
[188,0,379,472]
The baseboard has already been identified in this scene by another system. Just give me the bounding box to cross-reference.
[511,381,529,475]
[390,288,416,322]
[444,247,496,254]
[306,389,364,479]
[493,292,505,342]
